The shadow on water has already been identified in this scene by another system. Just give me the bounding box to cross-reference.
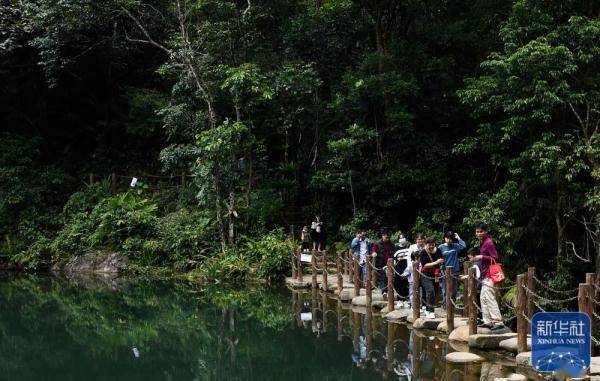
[0,273,522,380]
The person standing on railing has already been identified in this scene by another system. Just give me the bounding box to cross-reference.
[419,237,444,318]
[311,216,325,251]
[351,230,372,283]
[438,230,467,309]
[372,229,397,298]
[472,222,505,331]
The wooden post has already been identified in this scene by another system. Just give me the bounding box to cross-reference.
[181,172,187,187]
[517,274,527,353]
[111,173,116,194]
[88,173,94,186]
[446,266,454,333]
[311,252,317,289]
[322,251,328,291]
[579,283,590,329]
[348,251,353,280]
[337,256,343,294]
[412,261,421,322]
[345,250,350,277]
[366,256,372,307]
[291,250,297,279]
[462,262,470,318]
[468,267,477,335]
[353,258,360,297]
[526,267,535,333]
[297,250,303,282]
[387,258,394,312]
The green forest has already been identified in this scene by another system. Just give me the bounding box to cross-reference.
[1,0,599,287]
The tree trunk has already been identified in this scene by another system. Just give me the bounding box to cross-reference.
[228,191,235,245]
[347,161,356,217]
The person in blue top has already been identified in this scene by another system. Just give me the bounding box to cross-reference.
[351,230,372,283]
[438,230,467,309]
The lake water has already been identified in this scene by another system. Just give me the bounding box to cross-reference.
[0,275,524,380]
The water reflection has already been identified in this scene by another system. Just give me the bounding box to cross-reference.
[291,289,522,381]
[0,274,522,381]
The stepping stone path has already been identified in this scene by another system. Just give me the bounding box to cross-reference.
[337,288,355,301]
[515,351,531,366]
[498,337,531,353]
[493,373,527,381]
[445,351,484,363]
[437,318,468,333]
[413,317,445,330]
[385,309,409,322]
[448,325,492,342]
[468,332,517,350]
[351,293,384,306]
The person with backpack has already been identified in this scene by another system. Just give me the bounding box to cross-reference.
[438,230,467,309]
[351,230,372,283]
[471,222,505,331]
[419,237,443,318]
[372,229,397,297]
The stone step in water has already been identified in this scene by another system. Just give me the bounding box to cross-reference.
[468,332,517,350]
[498,337,531,353]
[445,351,484,363]
[413,317,445,330]
[385,308,410,322]
[437,318,469,333]
[448,325,513,342]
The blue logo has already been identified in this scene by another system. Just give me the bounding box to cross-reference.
[532,312,591,377]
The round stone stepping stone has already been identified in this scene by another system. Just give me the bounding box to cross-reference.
[385,309,409,321]
[413,317,445,330]
[494,373,527,381]
[437,318,469,333]
[515,351,531,366]
[338,288,355,301]
[498,337,531,353]
[468,332,517,350]
[351,294,384,306]
[448,325,494,342]
[445,351,484,363]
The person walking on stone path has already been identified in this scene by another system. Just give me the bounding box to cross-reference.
[471,222,505,331]
[393,235,411,301]
[419,237,443,318]
[398,251,417,310]
[438,230,467,309]
[351,230,372,283]
[372,229,397,298]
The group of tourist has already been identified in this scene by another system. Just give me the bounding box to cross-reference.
[349,223,505,331]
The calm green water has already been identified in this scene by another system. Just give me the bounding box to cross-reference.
[0,275,520,380]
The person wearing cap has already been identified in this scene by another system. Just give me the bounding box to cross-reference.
[438,230,467,309]
[393,235,411,305]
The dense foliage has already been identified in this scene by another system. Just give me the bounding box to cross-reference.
[1,0,599,284]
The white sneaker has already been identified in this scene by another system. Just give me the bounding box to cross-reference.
[396,301,402,308]
[421,306,427,312]
[428,312,435,319]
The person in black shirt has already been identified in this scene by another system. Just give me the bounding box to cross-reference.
[419,237,443,318]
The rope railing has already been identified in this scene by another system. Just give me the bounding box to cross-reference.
[532,275,579,294]
[523,285,579,304]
